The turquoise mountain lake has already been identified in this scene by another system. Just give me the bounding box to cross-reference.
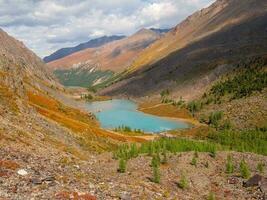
[85,99,190,133]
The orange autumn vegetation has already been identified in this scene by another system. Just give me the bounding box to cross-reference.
[0,71,8,76]
[139,102,201,126]
[27,91,147,145]
[169,126,211,138]
[139,102,191,119]
[28,91,96,126]
[0,160,20,170]
[55,191,96,200]
[0,85,19,113]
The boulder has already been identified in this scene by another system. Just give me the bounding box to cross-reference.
[17,169,28,176]
[243,174,263,187]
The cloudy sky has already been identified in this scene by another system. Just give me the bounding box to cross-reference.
[0,0,214,58]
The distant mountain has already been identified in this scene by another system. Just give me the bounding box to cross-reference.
[48,28,161,72]
[149,28,171,34]
[48,28,162,87]
[43,35,125,63]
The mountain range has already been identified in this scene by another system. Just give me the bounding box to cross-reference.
[44,28,170,64]
[46,28,166,87]
[43,35,125,63]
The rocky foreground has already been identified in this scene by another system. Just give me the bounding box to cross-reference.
[0,142,266,200]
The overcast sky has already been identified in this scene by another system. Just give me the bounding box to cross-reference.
[0,0,215,58]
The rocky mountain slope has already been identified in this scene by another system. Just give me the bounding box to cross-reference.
[100,0,267,100]
[47,28,163,87]
[0,27,143,171]
[43,35,125,63]
[0,26,59,99]
[1,27,164,198]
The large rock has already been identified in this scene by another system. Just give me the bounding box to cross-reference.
[243,174,263,187]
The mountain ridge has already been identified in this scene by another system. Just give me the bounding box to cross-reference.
[44,28,171,64]
[99,0,267,100]
[47,28,163,72]
[43,35,126,63]
[128,0,267,72]
[149,28,171,34]
[47,28,164,87]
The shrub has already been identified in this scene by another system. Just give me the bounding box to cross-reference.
[178,173,188,189]
[209,147,216,158]
[81,94,93,100]
[160,89,170,97]
[152,165,160,183]
[207,192,216,200]
[221,120,232,130]
[205,97,214,105]
[240,159,251,179]
[87,87,97,93]
[129,143,139,158]
[148,144,155,156]
[177,96,185,106]
[226,154,234,174]
[134,128,144,133]
[161,143,168,164]
[209,111,223,128]
[118,158,126,173]
[114,125,132,132]
[190,156,197,166]
[187,101,202,116]
[257,162,265,174]
[151,154,160,167]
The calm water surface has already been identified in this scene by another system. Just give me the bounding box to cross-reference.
[85,99,190,133]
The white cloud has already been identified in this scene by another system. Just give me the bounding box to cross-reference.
[141,2,177,21]
[0,0,215,57]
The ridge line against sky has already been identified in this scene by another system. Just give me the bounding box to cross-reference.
[0,0,215,57]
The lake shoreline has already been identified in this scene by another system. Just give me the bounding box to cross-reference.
[84,99,191,133]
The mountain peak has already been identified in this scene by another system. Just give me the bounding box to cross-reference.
[149,28,171,34]
[133,28,171,37]
[43,35,125,63]
[134,28,153,35]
